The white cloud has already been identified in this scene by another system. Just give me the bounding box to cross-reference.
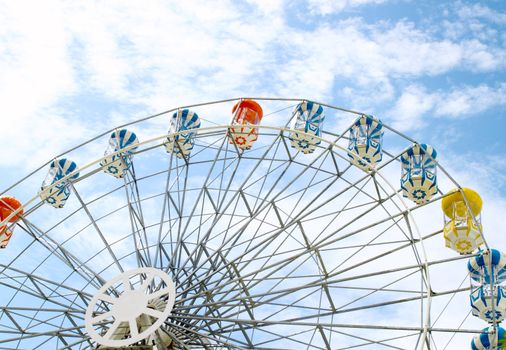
[462,39,505,71]
[387,83,506,131]
[373,22,463,75]
[268,18,471,107]
[246,0,285,14]
[387,85,436,131]
[440,2,506,69]
[62,0,290,111]
[307,0,387,15]
[457,2,506,26]
[0,1,85,168]
[436,83,506,117]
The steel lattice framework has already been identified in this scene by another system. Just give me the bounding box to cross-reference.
[0,98,488,349]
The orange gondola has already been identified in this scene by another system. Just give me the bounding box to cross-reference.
[228,99,264,150]
[0,196,23,248]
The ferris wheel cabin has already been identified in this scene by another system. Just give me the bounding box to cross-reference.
[101,129,139,178]
[228,99,263,150]
[0,196,23,248]
[288,101,325,154]
[472,325,506,349]
[400,143,438,204]
[39,158,80,208]
[165,109,201,159]
[468,249,506,324]
[442,188,484,255]
[347,114,384,170]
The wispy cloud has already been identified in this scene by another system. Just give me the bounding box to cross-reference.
[436,83,506,117]
[387,83,506,131]
[307,0,388,15]
[457,2,506,25]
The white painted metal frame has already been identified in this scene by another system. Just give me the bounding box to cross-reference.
[0,98,489,349]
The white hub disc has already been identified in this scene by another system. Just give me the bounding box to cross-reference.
[85,267,175,348]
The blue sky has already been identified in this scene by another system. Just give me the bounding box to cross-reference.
[0,0,505,187]
[0,0,505,348]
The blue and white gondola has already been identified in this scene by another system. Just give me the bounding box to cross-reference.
[288,101,325,154]
[400,143,438,204]
[469,250,506,284]
[101,129,139,178]
[347,115,384,169]
[468,249,506,323]
[471,326,506,349]
[165,109,201,158]
[39,158,79,208]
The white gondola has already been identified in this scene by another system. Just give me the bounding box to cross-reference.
[400,143,438,204]
[101,129,139,178]
[347,114,384,169]
[165,109,201,158]
[288,101,325,154]
[39,158,79,208]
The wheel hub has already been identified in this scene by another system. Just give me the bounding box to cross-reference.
[85,267,176,348]
[112,290,148,320]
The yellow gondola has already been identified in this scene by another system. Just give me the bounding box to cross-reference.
[442,188,483,254]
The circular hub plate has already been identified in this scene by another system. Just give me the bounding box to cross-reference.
[85,267,175,347]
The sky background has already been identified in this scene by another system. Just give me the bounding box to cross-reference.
[0,0,505,348]
[1,0,504,239]
[1,0,505,181]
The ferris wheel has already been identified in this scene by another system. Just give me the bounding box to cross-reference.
[0,97,503,349]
